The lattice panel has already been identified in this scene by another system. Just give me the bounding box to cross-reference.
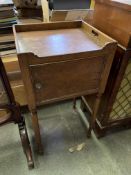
[110,59,131,121]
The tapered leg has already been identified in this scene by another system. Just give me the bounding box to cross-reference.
[18,119,34,169]
[87,94,102,138]
[31,110,43,154]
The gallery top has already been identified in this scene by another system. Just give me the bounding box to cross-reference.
[13,21,115,57]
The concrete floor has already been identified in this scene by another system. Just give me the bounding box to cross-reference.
[0,100,131,175]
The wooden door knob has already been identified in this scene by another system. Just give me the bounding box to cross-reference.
[35,82,42,90]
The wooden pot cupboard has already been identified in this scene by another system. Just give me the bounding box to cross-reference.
[1,0,130,142]
[81,0,131,137]
[13,21,117,152]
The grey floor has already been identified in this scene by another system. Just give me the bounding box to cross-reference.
[0,100,131,175]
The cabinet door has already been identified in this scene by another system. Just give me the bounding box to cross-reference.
[30,56,104,104]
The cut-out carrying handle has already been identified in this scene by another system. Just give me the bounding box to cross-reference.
[92,30,99,36]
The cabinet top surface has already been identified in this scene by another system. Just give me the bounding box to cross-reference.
[16,28,101,57]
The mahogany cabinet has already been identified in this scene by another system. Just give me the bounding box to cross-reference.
[13,21,117,152]
[81,0,131,137]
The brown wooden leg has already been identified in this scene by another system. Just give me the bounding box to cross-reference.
[87,94,102,138]
[31,110,43,154]
[18,119,34,169]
